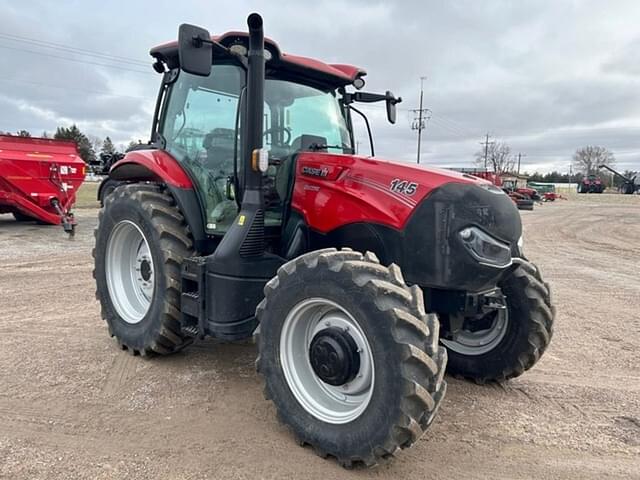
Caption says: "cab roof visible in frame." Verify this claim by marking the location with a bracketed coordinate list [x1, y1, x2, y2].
[150, 31, 366, 89]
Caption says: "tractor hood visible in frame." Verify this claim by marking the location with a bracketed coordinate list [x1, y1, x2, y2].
[291, 152, 522, 291]
[291, 152, 505, 232]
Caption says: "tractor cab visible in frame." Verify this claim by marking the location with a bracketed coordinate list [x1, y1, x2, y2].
[158, 63, 353, 235]
[148, 30, 398, 248]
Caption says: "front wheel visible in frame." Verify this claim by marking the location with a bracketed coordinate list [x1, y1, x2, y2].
[256, 249, 447, 467]
[441, 259, 554, 383]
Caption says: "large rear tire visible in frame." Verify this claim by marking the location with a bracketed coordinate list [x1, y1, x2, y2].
[13, 212, 35, 222]
[93, 183, 193, 355]
[441, 259, 554, 383]
[256, 249, 447, 467]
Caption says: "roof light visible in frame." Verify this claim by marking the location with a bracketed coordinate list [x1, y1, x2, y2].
[229, 44, 248, 56]
[353, 77, 365, 90]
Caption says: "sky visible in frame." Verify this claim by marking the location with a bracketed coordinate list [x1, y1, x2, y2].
[1, 0, 639, 174]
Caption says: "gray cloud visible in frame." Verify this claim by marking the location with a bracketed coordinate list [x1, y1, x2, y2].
[0, 0, 638, 172]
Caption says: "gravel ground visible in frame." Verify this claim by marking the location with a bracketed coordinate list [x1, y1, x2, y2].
[0, 194, 638, 479]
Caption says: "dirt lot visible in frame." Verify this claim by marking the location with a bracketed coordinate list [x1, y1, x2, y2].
[0, 192, 638, 479]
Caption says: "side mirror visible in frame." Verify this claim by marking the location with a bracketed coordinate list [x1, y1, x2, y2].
[178, 24, 213, 76]
[385, 91, 401, 124]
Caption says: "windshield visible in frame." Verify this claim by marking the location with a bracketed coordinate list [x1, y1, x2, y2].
[161, 65, 352, 234]
[264, 80, 352, 157]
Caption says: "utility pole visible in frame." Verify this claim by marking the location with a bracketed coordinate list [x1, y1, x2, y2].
[517, 152, 526, 175]
[411, 76, 431, 164]
[480, 133, 494, 170]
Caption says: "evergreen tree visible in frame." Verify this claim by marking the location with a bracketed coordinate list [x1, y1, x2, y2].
[54, 125, 96, 164]
[100, 136, 116, 155]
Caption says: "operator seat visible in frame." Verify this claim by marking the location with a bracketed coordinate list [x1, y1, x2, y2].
[202, 129, 235, 173]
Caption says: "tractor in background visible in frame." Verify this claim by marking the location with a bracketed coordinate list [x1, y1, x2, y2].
[577, 174, 605, 193]
[93, 14, 554, 467]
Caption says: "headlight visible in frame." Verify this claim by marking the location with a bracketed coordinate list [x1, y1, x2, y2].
[459, 227, 512, 268]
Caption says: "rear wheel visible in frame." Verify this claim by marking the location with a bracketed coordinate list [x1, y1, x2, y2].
[13, 212, 35, 222]
[441, 259, 554, 382]
[256, 249, 447, 467]
[93, 183, 193, 355]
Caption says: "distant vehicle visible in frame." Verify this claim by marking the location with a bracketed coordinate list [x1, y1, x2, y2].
[90, 151, 125, 205]
[577, 174, 604, 193]
[598, 164, 639, 194]
[456, 170, 535, 210]
[502, 179, 540, 201]
[527, 182, 564, 201]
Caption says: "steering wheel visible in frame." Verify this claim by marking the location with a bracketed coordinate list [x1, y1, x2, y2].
[263, 126, 292, 145]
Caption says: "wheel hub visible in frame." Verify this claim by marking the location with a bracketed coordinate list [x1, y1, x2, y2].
[105, 220, 155, 325]
[309, 327, 360, 386]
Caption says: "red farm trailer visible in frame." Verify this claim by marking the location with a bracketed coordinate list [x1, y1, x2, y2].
[0, 135, 85, 232]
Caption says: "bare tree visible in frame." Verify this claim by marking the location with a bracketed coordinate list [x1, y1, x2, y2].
[475, 141, 515, 174]
[572, 145, 615, 175]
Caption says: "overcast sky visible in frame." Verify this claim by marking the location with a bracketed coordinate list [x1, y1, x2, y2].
[1, 0, 639, 173]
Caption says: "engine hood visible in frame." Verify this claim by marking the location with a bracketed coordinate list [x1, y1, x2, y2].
[292, 152, 501, 233]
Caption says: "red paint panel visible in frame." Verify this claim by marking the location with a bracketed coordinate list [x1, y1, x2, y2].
[151, 33, 365, 86]
[111, 150, 193, 188]
[291, 152, 485, 233]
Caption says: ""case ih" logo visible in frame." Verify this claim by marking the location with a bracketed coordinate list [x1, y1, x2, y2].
[302, 166, 330, 178]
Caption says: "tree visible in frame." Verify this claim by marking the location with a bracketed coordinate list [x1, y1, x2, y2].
[126, 140, 142, 151]
[16, 130, 31, 137]
[54, 125, 96, 164]
[475, 141, 515, 174]
[100, 136, 116, 156]
[572, 145, 615, 176]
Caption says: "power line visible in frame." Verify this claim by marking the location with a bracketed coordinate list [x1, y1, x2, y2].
[431, 113, 479, 138]
[0, 76, 154, 101]
[0, 31, 148, 66]
[0, 43, 152, 75]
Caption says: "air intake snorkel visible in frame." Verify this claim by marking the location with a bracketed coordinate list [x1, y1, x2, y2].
[204, 13, 283, 341]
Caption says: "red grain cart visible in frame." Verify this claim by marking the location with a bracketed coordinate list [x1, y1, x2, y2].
[0, 135, 85, 232]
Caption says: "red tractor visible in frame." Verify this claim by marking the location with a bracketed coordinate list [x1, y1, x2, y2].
[577, 174, 605, 193]
[94, 14, 554, 467]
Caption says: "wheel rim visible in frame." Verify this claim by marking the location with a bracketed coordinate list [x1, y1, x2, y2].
[105, 220, 154, 325]
[441, 303, 509, 356]
[280, 298, 374, 424]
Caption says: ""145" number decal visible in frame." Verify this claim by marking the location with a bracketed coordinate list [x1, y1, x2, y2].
[390, 178, 418, 196]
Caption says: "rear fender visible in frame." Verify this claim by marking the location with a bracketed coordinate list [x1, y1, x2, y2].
[109, 149, 208, 251]
[109, 149, 193, 188]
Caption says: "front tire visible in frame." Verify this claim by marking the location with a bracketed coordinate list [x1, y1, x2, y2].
[256, 249, 447, 467]
[441, 259, 554, 382]
[93, 183, 193, 355]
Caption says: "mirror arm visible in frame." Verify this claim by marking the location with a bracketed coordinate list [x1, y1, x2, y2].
[349, 105, 375, 157]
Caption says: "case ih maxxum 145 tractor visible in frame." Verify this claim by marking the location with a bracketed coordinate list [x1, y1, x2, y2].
[94, 14, 555, 467]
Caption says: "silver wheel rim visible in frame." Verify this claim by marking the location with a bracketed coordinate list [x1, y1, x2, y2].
[280, 298, 374, 424]
[105, 220, 154, 325]
[441, 307, 509, 356]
